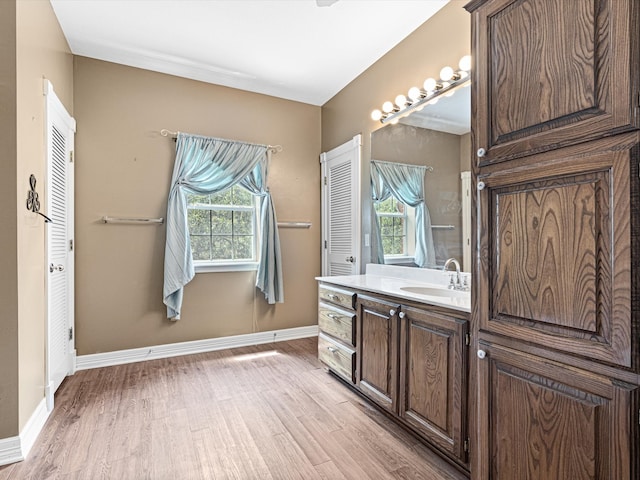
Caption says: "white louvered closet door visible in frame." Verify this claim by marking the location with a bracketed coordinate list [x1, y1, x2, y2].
[45, 80, 76, 409]
[320, 135, 361, 276]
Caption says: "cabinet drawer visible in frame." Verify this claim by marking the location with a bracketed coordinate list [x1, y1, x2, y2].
[318, 285, 355, 311]
[318, 303, 355, 346]
[318, 333, 355, 383]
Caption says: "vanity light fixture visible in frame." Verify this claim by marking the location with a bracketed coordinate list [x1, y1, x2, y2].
[371, 55, 472, 124]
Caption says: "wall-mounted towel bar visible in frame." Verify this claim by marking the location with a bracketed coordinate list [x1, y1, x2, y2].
[102, 216, 164, 225]
[431, 225, 456, 230]
[277, 221, 312, 229]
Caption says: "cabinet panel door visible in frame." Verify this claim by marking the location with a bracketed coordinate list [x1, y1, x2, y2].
[477, 143, 634, 367]
[476, 341, 638, 480]
[399, 306, 468, 462]
[357, 295, 400, 413]
[471, 0, 639, 164]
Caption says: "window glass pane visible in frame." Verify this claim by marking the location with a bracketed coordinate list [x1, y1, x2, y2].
[382, 237, 393, 254]
[210, 188, 232, 205]
[380, 216, 393, 236]
[233, 187, 253, 206]
[188, 209, 210, 235]
[191, 235, 211, 261]
[393, 217, 405, 236]
[188, 194, 210, 205]
[211, 210, 232, 234]
[392, 237, 404, 255]
[233, 211, 253, 235]
[212, 236, 233, 259]
[234, 236, 253, 260]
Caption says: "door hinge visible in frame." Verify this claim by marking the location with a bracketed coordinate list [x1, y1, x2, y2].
[464, 437, 470, 453]
[324, 240, 327, 249]
[69, 239, 74, 251]
[323, 176, 327, 185]
[68, 327, 73, 341]
[69, 151, 74, 163]
[465, 332, 471, 346]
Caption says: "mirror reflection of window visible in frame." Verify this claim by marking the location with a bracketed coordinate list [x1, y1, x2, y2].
[374, 197, 416, 264]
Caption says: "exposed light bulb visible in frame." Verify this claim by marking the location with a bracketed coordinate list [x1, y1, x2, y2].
[423, 77, 438, 92]
[408, 86, 422, 101]
[395, 94, 407, 108]
[440, 66, 455, 82]
[390, 118, 399, 125]
[459, 55, 472, 71]
[382, 101, 394, 113]
[371, 109, 382, 121]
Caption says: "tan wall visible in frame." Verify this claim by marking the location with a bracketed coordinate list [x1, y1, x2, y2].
[0, 0, 19, 439]
[73, 57, 321, 354]
[15, 0, 74, 430]
[321, 1, 470, 267]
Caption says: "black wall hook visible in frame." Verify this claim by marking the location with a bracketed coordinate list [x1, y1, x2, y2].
[26, 174, 53, 223]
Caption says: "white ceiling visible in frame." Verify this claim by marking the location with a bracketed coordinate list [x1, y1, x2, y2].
[50, 0, 450, 106]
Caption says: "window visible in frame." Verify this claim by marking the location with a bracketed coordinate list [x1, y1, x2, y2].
[375, 196, 416, 261]
[187, 185, 259, 271]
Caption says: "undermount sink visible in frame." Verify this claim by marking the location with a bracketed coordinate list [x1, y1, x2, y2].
[400, 286, 469, 298]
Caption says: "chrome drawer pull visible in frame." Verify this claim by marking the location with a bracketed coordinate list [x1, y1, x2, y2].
[327, 346, 338, 354]
[327, 313, 341, 320]
[327, 293, 341, 301]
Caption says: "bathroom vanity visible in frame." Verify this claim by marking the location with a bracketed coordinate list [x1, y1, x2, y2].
[317, 265, 471, 470]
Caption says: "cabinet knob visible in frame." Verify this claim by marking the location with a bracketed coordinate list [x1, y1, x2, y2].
[398, 312, 405, 319]
[477, 148, 486, 158]
[477, 349, 487, 359]
[389, 309, 396, 316]
[477, 181, 486, 191]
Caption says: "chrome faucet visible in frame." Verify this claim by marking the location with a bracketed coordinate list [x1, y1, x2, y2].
[443, 258, 463, 290]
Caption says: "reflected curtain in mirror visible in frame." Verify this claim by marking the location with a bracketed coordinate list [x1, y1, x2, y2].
[370, 160, 435, 267]
[163, 133, 283, 320]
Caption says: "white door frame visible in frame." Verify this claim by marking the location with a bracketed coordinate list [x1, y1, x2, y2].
[44, 79, 76, 411]
[320, 134, 362, 276]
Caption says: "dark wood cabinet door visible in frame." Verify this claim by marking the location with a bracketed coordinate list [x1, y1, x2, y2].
[476, 341, 638, 480]
[356, 295, 400, 413]
[398, 306, 468, 462]
[469, 0, 640, 165]
[476, 139, 637, 367]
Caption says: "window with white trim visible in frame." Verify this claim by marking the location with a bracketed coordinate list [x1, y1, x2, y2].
[375, 197, 416, 262]
[187, 185, 259, 270]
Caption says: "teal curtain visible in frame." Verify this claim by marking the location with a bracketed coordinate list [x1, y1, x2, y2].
[163, 133, 284, 320]
[370, 160, 436, 267]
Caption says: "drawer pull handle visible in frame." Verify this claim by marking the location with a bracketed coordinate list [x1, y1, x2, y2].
[389, 309, 396, 316]
[327, 346, 338, 354]
[327, 293, 340, 301]
[398, 312, 405, 319]
[327, 313, 341, 320]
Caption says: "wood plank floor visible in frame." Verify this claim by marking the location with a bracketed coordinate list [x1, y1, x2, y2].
[0, 337, 467, 480]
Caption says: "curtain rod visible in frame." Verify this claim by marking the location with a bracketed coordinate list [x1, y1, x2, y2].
[160, 129, 282, 154]
[371, 158, 434, 172]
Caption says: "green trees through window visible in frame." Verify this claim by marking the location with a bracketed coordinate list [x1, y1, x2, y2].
[375, 197, 407, 256]
[187, 185, 257, 263]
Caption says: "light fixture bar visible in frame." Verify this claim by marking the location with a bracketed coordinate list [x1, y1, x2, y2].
[380, 75, 469, 125]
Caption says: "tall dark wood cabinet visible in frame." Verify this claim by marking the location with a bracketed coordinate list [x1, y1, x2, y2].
[465, 0, 640, 478]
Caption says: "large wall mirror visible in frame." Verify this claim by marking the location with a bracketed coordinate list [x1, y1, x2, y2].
[370, 82, 471, 272]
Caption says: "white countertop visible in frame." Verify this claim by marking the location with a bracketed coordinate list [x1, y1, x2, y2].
[316, 264, 471, 313]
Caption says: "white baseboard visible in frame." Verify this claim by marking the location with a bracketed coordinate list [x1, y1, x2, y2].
[76, 325, 319, 370]
[0, 398, 50, 467]
[0, 436, 22, 467]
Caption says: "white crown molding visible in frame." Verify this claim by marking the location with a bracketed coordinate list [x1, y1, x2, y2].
[76, 325, 319, 371]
